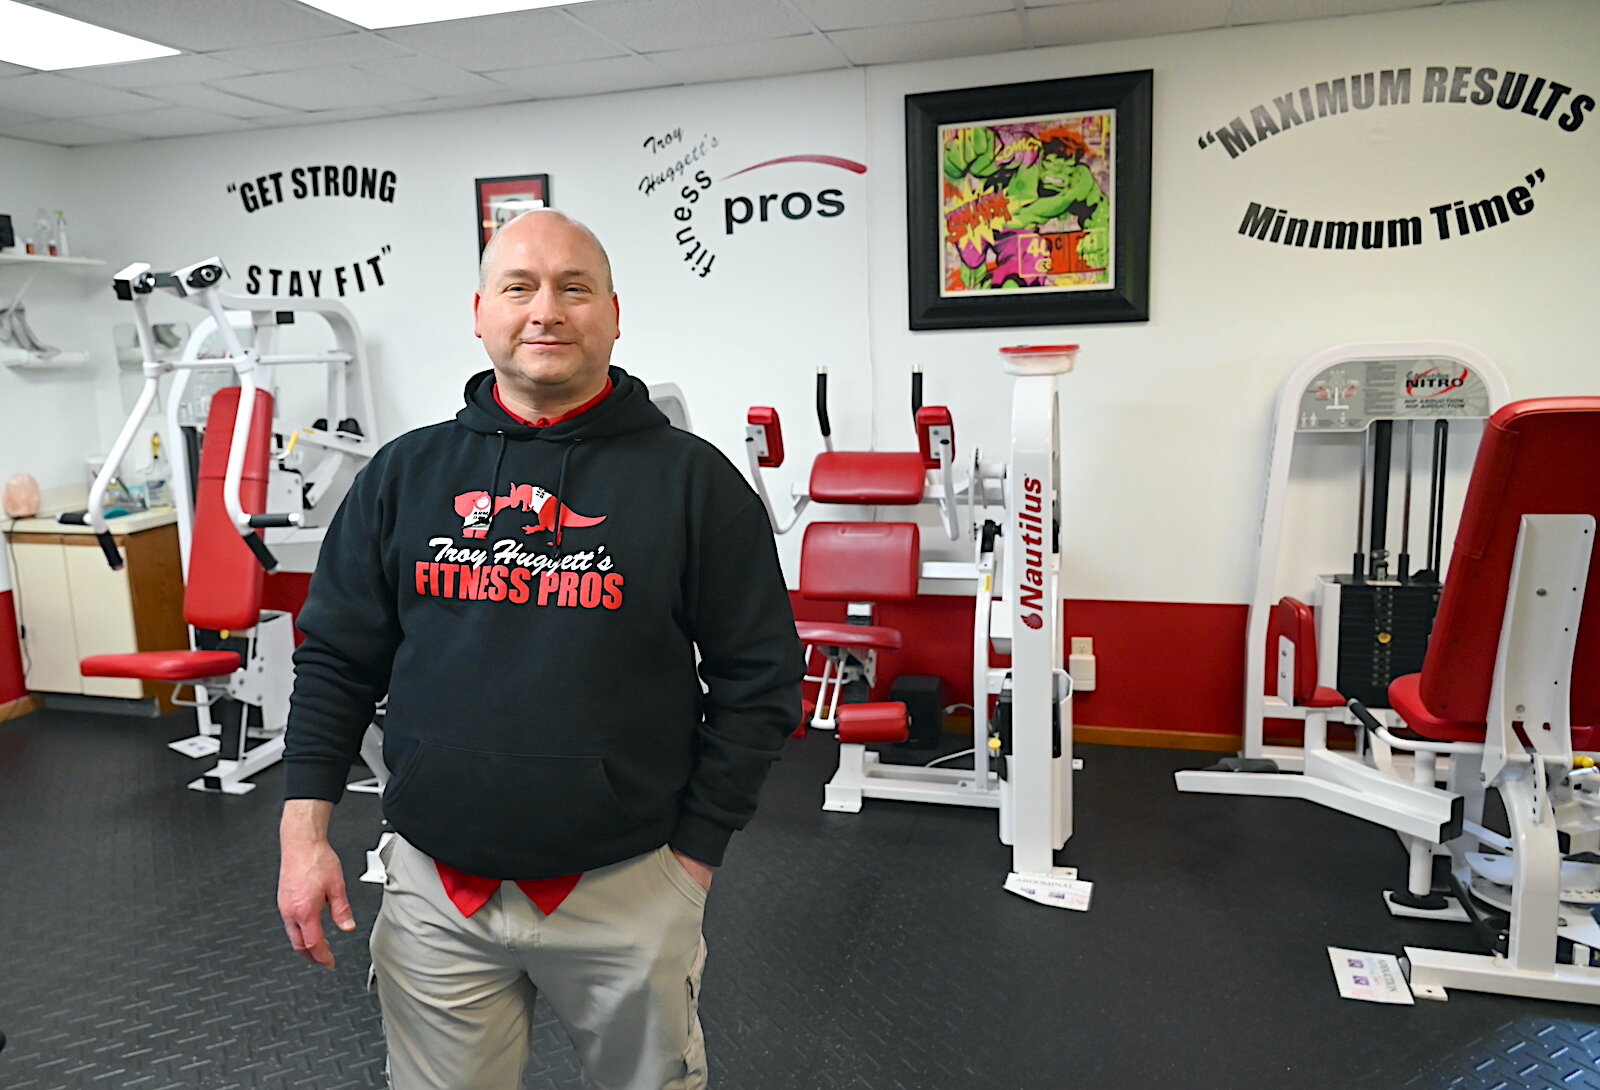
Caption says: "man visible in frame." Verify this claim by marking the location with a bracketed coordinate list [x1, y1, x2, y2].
[277, 209, 803, 1090]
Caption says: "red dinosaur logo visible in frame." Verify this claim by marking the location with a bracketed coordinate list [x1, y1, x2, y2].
[452, 483, 606, 540]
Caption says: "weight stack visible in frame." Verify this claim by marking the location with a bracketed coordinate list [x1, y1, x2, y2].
[889, 675, 946, 750]
[1333, 577, 1442, 707]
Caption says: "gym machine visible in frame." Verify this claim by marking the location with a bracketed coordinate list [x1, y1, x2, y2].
[746, 346, 1084, 901]
[76, 258, 377, 794]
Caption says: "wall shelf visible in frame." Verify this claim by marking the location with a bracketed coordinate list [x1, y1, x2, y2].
[0, 253, 105, 267]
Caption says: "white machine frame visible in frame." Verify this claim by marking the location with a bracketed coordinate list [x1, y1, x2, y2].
[751, 352, 1079, 889]
[1199, 342, 1509, 775]
[90, 258, 377, 793]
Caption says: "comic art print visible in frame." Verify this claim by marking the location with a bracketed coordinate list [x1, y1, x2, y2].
[905, 70, 1151, 330]
[939, 110, 1115, 297]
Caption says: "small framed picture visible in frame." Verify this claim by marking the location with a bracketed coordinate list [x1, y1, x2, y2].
[475, 174, 551, 253]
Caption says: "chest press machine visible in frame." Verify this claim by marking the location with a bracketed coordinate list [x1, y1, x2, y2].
[73, 258, 377, 794]
[746, 346, 1083, 894]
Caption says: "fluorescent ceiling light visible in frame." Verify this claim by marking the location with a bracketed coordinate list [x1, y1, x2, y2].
[0, 1, 178, 71]
[298, 0, 595, 31]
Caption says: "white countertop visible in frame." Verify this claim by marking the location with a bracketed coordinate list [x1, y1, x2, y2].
[6, 507, 177, 536]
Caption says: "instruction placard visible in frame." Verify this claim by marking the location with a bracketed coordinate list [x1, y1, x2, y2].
[1327, 947, 1414, 1004]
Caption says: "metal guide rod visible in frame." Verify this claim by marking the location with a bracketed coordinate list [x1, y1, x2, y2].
[1354, 425, 1369, 582]
[1369, 420, 1392, 580]
[1399, 421, 1414, 582]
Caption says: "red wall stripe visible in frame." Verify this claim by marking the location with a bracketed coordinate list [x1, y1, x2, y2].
[261, 574, 1248, 738]
[793, 592, 1247, 736]
[0, 591, 27, 705]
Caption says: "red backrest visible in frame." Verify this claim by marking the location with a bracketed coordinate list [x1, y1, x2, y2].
[186, 387, 273, 632]
[747, 407, 784, 468]
[809, 452, 927, 505]
[1267, 596, 1318, 705]
[799, 522, 920, 602]
[1417, 398, 1600, 727]
[915, 405, 954, 469]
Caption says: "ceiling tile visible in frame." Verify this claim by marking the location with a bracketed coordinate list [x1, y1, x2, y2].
[29, 0, 353, 52]
[389, 88, 533, 114]
[0, 106, 45, 126]
[0, 74, 164, 119]
[1228, 0, 1437, 23]
[572, 0, 811, 51]
[355, 54, 503, 97]
[646, 34, 847, 84]
[66, 53, 253, 88]
[1025, 0, 1230, 46]
[828, 12, 1024, 65]
[251, 105, 394, 128]
[210, 33, 410, 73]
[0, 118, 132, 146]
[91, 106, 257, 137]
[789, 0, 1014, 32]
[209, 68, 435, 111]
[378, 9, 626, 72]
[141, 83, 292, 119]
[486, 54, 678, 98]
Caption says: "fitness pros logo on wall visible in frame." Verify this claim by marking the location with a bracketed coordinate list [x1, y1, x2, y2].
[637, 124, 865, 279]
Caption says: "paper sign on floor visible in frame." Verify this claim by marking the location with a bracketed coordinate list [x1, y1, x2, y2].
[1327, 947, 1414, 1004]
[1005, 872, 1092, 911]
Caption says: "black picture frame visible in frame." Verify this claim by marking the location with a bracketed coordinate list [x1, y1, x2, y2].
[475, 173, 551, 254]
[905, 69, 1152, 331]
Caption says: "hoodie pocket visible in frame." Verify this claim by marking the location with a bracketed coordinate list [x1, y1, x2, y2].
[384, 741, 644, 860]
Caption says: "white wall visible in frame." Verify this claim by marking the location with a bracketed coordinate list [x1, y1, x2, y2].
[0, 134, 122, 499]
[864, 0, 1600, 604]
[6, 0, 1597, 606]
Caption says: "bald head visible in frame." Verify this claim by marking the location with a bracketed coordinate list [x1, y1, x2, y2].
[479, 209, 614, 292]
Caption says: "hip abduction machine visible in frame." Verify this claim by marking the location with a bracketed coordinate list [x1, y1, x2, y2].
[74, 258, 376, 794]
[746, 347, 1082, 893]
[1177, 343, 1600, 1003]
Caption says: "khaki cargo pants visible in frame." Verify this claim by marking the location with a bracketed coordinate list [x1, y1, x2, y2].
[370, 834, 710, 1090]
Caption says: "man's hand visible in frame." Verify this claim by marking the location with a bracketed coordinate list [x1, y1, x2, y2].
[278, 800, 356, 969]
[672, 849, 716, 893]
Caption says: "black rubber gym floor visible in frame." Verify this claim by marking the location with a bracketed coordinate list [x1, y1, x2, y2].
[3, 707, 1600, 1090]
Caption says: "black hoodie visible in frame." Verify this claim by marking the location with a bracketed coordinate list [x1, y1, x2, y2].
[283, 366, 803, 879]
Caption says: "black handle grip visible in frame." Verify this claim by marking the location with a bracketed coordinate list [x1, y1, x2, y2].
[1347, 699, 1383, 735]
[815, 369, 831, 439]
[97, 531, 124, 571]
[56, 511, 88, 525]
[242, 532, 279, 572]
[247, 514, 296, 528]
[911, 370, 924, 416]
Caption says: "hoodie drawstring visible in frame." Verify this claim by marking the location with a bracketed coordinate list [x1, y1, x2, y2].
[489, 433, 509, 512]
[553, 439, 578, 553]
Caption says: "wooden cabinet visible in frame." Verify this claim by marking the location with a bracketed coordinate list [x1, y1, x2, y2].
[7, 521, 186, 712]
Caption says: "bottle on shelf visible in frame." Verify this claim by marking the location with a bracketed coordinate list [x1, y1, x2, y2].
[53, 211, 69, 258]
[35, 208, 54, 257]
[145, 433, 171, 509]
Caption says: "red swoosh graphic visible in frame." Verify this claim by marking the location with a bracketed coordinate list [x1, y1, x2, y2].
[721, 155, 868, 181]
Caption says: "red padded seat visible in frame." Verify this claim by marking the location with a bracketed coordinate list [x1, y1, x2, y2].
[837, 702, 909, 744]
[1386, 673, 1485, 743]
[809, 452, 927, 505]
[795, 621, 902, 651]
[80, 650, 243, 681]
[799, 522, 920, 603]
